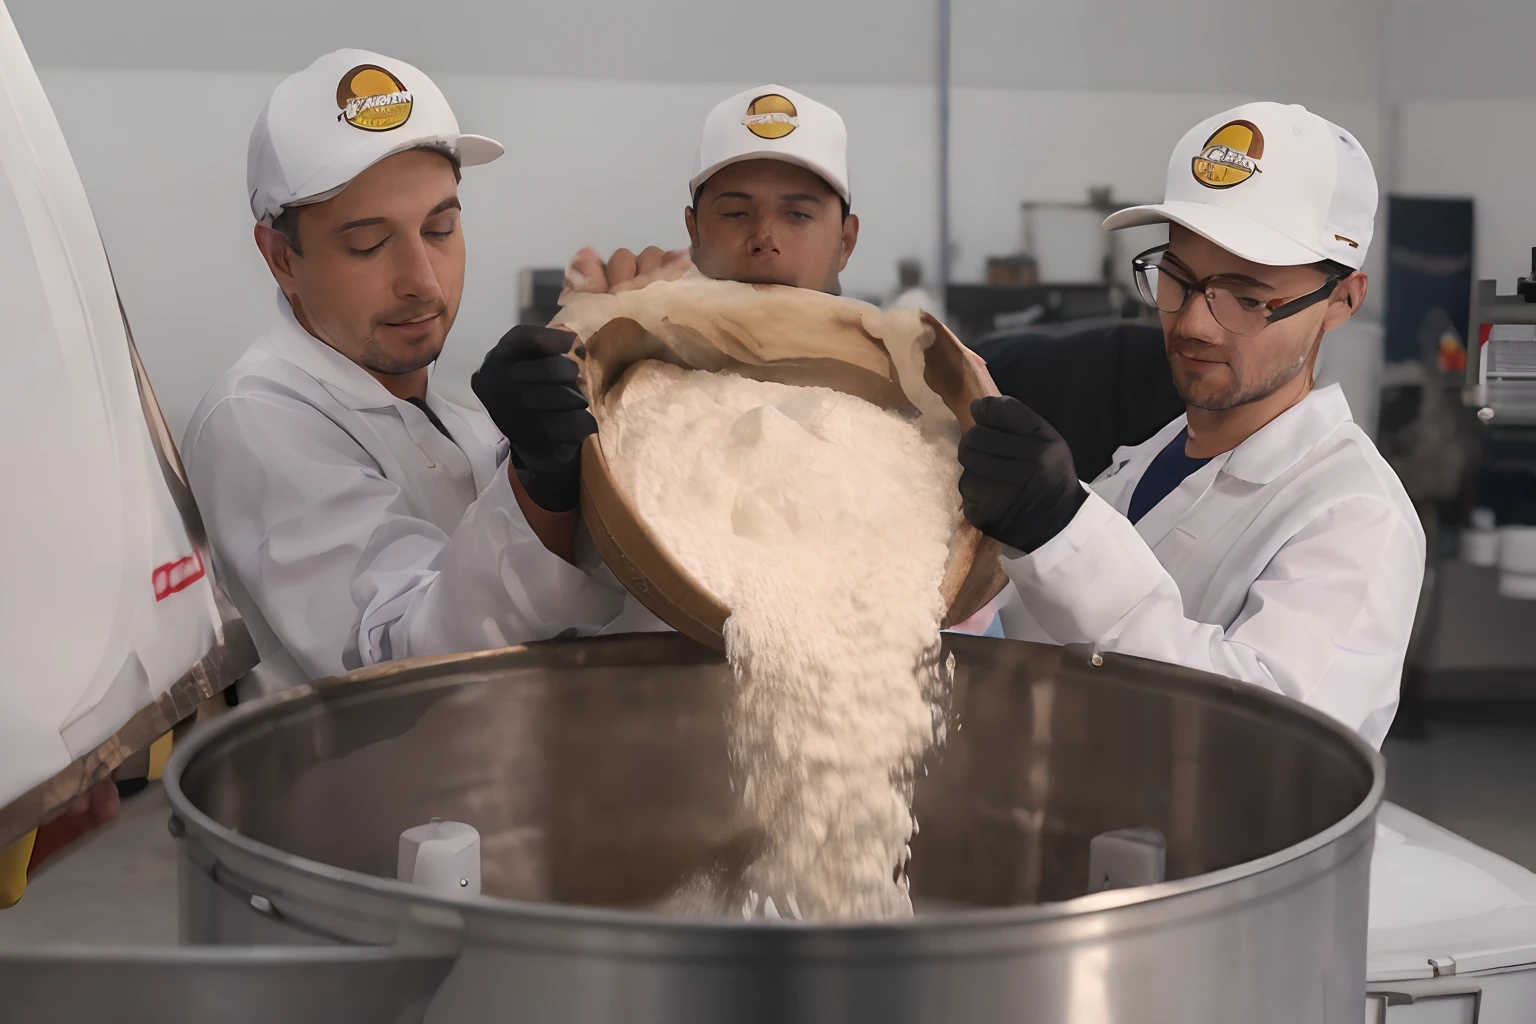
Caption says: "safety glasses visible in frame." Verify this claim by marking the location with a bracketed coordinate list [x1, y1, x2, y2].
[1131, 245, 1345, 338]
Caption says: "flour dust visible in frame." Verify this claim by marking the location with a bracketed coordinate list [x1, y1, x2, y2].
[602, 362, 962, 920]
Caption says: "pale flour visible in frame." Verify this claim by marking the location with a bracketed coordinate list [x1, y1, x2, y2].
[602, 362, 962, 920]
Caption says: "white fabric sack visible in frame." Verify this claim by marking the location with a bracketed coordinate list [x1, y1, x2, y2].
[0, 3, 252, 841]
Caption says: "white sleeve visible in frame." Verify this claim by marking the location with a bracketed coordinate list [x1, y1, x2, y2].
[186, 393, 625, 681]
[1000, 489, 1424, 748]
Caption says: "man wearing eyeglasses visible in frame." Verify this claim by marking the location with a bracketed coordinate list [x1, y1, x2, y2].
[961, 102, 1425, 748]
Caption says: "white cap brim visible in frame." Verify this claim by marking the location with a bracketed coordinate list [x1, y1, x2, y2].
[455, 133, 504, 167]
[1103, 201, 1324, 267]
[689, 151, 850, 204]
[286, 132, 505, 213]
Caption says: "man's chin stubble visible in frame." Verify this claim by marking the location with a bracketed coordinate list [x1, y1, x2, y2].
[362, 340, 443, 377]
[1178, 369, 1300, 412]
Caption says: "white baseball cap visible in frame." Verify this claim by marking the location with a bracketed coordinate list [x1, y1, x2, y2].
[1104, 101, 1377, 270]
[689, 84, 850, 205]
[248, 48, 504, 223]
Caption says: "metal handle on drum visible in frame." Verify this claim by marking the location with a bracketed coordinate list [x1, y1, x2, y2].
[195, 836, 469, 953]
[1367, 977, 1484, 1023]
[205, 858, 368, 946]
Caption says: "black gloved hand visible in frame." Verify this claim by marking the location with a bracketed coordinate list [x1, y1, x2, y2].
[958, 396, 1087, 554]
[471, 325, 596, 513]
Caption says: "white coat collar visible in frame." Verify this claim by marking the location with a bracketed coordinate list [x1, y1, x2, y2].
[1221, 383, 1353, 485]
[1108, 383, 1354, 484]
[257, 289, 425, 412]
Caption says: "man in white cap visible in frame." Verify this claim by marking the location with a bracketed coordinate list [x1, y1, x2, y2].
[561, 84, 858, 297]
[472, 85, 862, 547]
[184, 50, 630, 698]
[958, 103, 1425, 747]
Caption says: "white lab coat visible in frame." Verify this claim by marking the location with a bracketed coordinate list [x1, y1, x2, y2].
[183, 293, 648, 698]
[998, 384, 1425, 749]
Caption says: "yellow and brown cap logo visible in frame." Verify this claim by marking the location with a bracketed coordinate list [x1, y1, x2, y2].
[336, 65, 413, 132]
[742, 93, 799, 140]
[1191, 120, 1265, 189]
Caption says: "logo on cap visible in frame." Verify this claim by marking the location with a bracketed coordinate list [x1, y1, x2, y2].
[742, 94, 799, 140]
[336, 65, 413, 132]
[1191, 120, 1265, 189]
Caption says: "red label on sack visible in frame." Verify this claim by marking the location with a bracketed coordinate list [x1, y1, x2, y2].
[152, 550, 205, 601]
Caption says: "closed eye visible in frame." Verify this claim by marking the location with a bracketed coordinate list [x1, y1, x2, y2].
[349, 238, 387, 257]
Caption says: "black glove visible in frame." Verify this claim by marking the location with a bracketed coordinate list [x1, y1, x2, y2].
[471, 325, 596, 513]
[958, 396, 1087, 554]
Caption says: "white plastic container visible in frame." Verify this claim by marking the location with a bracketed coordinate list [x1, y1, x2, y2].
[1497, 526, 1536, 599]
[1498, 526, 1536, 574]
[1367, 803, 1536, 1022]
[1463, 508, 1500, 568]
[398, 820, 482, 896]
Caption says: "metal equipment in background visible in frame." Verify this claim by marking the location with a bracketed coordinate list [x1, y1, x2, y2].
[1462, 248, 1536, 603]
[1466, 248, 1536, 426]
[96, 632, 1381, 1024]
[1021, 187, 1125, 289]
[944, 187, 1157, 344]
[942, 281, 1118, 343]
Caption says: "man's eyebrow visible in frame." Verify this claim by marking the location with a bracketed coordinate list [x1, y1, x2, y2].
[1165, 252, 1273, 291]
[710, 191, 754, 202]
[332, 216, 386, 235]
[427, 197, 461, 218]
[780, 192, 824, 203]
[1211, 273, 1275, 290]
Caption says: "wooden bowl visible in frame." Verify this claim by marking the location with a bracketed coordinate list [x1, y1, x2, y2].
[563, 279, 1007, 650]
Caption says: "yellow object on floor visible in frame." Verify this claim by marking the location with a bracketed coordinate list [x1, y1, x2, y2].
[0, 831, 36, 909]
[147, 731, 174, 781]
[0, 727, 176, 910]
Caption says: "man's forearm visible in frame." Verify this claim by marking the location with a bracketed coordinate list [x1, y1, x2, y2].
[510, 464, 579, 565]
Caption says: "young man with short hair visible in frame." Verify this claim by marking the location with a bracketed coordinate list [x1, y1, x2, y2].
[961, 103, 1425, 747]
[561, 84, 859, 298]
[186, 50, 632, 697]
[474, 85, 862, 520]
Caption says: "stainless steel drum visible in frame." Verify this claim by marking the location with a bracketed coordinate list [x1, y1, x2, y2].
[163, 634, 1384, 1024]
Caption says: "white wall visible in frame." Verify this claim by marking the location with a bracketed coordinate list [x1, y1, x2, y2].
[6, 0, 941, 84]
[951, 0, 1384, 97]
[16, 0, 1536, 437]
[946, 0, 1388, 287]
[12, 0, 946, 433]
[947, 88, 1383, 286]
[1397, 100, 1535, 293]
[1383, 0, 1536, 289]
[35, 68, 940, 434]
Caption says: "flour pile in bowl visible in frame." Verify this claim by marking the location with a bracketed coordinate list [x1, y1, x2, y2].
[601, 361, 964, 920]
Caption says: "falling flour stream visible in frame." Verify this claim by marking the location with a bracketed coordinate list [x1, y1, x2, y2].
[601, 362, 964, 920]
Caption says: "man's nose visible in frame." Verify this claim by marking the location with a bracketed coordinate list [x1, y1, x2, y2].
[748, 220, 778, 256]
[394, 235, 443, 302]
[1174, 287, 1226, 344]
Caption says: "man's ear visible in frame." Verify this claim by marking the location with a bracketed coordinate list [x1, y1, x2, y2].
[1322, 272, 1368, 331]
[683, 205, 700, 251]
[254, 223, 299, 289]
[838, 212, 860, 272]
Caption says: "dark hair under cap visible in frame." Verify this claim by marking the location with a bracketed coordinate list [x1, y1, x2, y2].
[270, 145, 462, 255]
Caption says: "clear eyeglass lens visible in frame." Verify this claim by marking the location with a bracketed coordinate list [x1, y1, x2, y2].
[1205, 288, 1272, 336]
[1141, 260, 1272, 336]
